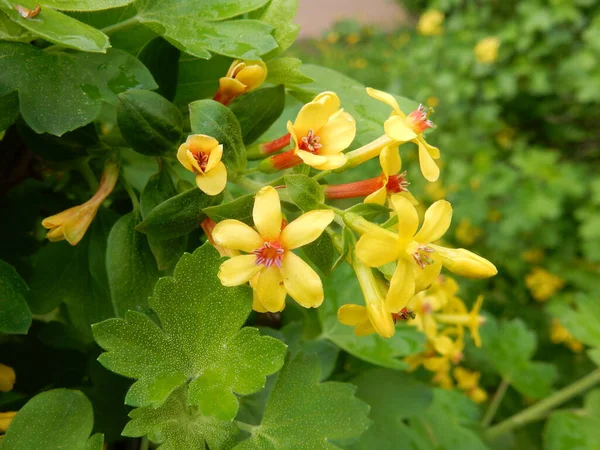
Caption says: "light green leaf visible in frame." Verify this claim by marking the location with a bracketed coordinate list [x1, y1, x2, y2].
[235, 353, 371, 449]
[37, 0, 134, 11]
[284, 174, 324, 211]
[0, 43, 156, 136]
[250, 0, 299, 58]
[0, 0, 109, 52]
[137, 0, 270, 21]
[548, 293, 600, 349]
[0, 389, 103, 450]
[204, 193, 255, 226]
[0, 259, 31, 334]
[0, 10, 34, 42]
[93, 244, 287, 420]
[266, 57, 313, 85]
[106, 212, 160, 318]
[123, 385, 238, 450]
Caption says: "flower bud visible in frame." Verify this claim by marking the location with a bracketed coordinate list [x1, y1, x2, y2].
[0, 364, 15, 392]
[214, 60, 267, 105]
[474, 37, 500, 64]
[432, 246, 497, 279]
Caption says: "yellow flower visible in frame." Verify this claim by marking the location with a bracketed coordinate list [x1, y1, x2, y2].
[426, 96, 439, 108]
[525, 267, 565, 302]
[346, 32, 361, 45]
[177, 134, 227, 196]
[550, 319, 583, 353]
[0, 364, 15, 393]
[474, 37, 500, 64]
[42, 160, 119, 246]
[425, 181, 447, 200]
[417, 10, 444, 36]
[212, 186, 334, 312]
[366, 88, 441, 181]
[521, 248, 544, 264]
[363, 145, 417, 206]
[455, 218, 482, 246]
[435, 296, 485, 347]
[0, 411, 17, 432]
[454, 367, 487, 403]
[286, 92, 356, 170]
[215, 60, 267, 105]
[326, 31, 339, 44]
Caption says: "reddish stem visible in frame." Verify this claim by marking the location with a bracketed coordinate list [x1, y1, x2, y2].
[213, 90, 232, 106]
[325, 176, 385, 199]
[269, 149, 303, 170]
[261, 133, 291, 155]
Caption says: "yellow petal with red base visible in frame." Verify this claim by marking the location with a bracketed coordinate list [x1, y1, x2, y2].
[384, 115, 418, 142]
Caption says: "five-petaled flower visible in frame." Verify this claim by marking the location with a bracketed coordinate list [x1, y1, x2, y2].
[214, 59, 267, 105]
[367, 87, 441, 182]
[212, 186, 334, 312]
[177, 134, 227, 196]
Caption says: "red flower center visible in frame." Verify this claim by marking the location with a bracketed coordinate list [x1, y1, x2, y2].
[299, 129, 322, 154]
[392, 307, 416, 324]
[193, 151, 210, 172]
[412, 245, 435, 269]
[253, 241, 285, 268]
[386, 171, 410, 193]
[406, 104, 435, 134]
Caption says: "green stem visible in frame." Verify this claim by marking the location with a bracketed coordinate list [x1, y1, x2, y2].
[77, 160, 98, 191]
[482, 377, 510, 427]
[140, 436, 150, 450]
[242, 167, 259, 176]
[312, 170, 332, 181]
[122, 179, 140, 213]
[485, 369, 600, 441]
[45, 17, 139, 52]
[234, 175, 264, 193]
[234, 420, 255, 433]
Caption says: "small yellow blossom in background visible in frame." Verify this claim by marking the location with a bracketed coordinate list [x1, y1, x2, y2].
[487, 209, 502, 222]
[426, 96, 439, 108]
[496, 127, 516, 149]
[474, 37, 500, 64]
[0, 364, 15, 393]
[42, 160, 119, 246]
[326, 31, 339, 44]
[393, 32, 411, 49]
[425, 180, 447, 201]
[521, 248, 545, 264]
[550, 319, 583, 353]
[346, 32, 361, 45]
[417, 10, 444, 36]
[455, 218, 483, 246]
[454, 367, 488, 403]
[215, 59, 267, 105]
[212, 186, 334, 312]
[525, 267, 565, 302]
[0, 411, 17, 433]
[469, 177, 481, 191]
[177, 134, 227, 196]
[349, 58, 368, 69]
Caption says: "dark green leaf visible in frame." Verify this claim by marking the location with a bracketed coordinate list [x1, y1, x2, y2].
[93, 244, 287, 420]
[284, 174, 324, 211]
[266, 57, 313, 85]
[117, 90, 183, 156]
[0, 389, 103, 450]
[106, 212, 159, 317]
[138, 37, 180, 101]
[140, 166, 187, 270]
[0, 259, 31, 334]
[302, 233, 334, 275]
[189, 100, 246, 174]
[235, 353, 371, 449]
[229, 85, 285, 146]
[0, 90, 19, 132]
[174, 55, 231, 107]
[203, 193, 255, 226]
[331, 226, 355, 272]
[136, 187, 220, 240]
[0, 43, 156, 136]
[0, 10, 35, 42]
[250, 0, 299, 59]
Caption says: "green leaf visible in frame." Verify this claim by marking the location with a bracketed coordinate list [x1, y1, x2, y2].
[140, 166, 187, 270]
[174, 55, 231, 107]
[302, 233, 334, 275]
[136, 187, 219, 240]
[331, 226, 355, 272]
[345, 203, 391, 222]
[291, 65, 419, 147]
[203, 193, 255, 225]
[548, 293, 600, 349]
[189, 100, 246, 174]
[266, 57, 314, 86]
[136, 0, 276, 59]
[117, 90, 183, 157]
[229, 85, 285, 146]
[0, 389, 103, 450]
[319, 264, 425, 370]
[106, 212, 160, 318]
[17, 122, 99, 162]
[123, 385, 238, 450]
[0, 10, 34, 42]
[0, 43, 156, 136]
[0, 0, 109, 52]
[36, 0, 134, 11]
[138, 37, 181, 101]
[0, 90, 19, 131]
[349, 369, 433, 450]
[250, 0, 299, 58]
[235, 353, 371, 449]
[284, 174, 324, 211]
[0, 259, 31, 334]
[93, 244, 287, 420]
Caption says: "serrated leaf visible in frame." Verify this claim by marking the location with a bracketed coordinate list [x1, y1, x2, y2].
[0, 259, 31, 334]
[302, 233, 334, 275]
[266, 57, 314, 85]
[235, 353, 371, 449]
[140, 166, 187, 270]
[123, 385, 238, 450]
[117, 90, 183, 156]
[0, 0, 109, 52]
[229, 85, 285, 146]
[0, 43, 156, 136]
[189, 100, 246, 175]
[284, 174, 324, 211]
[138, 37, 181, 101]
[0, 389, 103, 450]
[136, 187, 219, 240]
[93, 244, 287, 420]
[250, 0, 299, 59]
[203, 193, 255, 225]
[106, 212, 160, 317]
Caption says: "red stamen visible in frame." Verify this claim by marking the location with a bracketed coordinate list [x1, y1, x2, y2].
[325, 176, 385, 199]
[193, 152, 209, 172]
[407, 104, 435, 134]
[298, 129, 322, 154]
[386, 171, 410, 193]
[253, 241, 285, 268]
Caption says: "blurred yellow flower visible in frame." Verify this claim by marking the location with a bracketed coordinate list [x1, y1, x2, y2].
[326, 31, 339, 44]
[474, 37, 500, 64]
[455, 218, 482, 246]
[177, 134, 227, 196]
[426, 96, 439, 108]
[521, 248, 545, 264]
[213, 186, 334, 312]
[425, 181, 447, 200]
[454, 367, 488, 403]
[417, 10, 444, 36]
[435, 296, 486, 347]
[525, 267, 565, 302]
[0, 411, 17, 432]
[215, 60, 267, 105]
[0, 364, 15, 393]
[496, 127, 516, 149]
[550, 319, 583, 353]
[346, 32, 361, 45]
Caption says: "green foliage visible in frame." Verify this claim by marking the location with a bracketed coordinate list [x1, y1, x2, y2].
[0, 259, 31, 334]
[284, 174, 324, 211]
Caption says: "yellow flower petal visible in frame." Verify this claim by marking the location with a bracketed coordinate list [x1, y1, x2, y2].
[313, 153, 347, 170]
[296, 149, 329, 167]
[177, 143, 194, 172]
[364, 186, 388, 205]
[389, 195, 419, 241]
[432, 247, 498, 279]
[414, 200, 452, 244]
[366, 87, 402, 114]
[205, 144, 223, 172]
[235, 61, 267, 91]
[385, 259, 416, 312]
[280, 210, 334, 250]
[355, 230, 399, 267]
[418, 141, 440, 182]
[0, 411, 17, 432]
[218, 255, 261, 286]
[293, 93, 340, 139]
[252, 294, 268, 313]
[187, 134, 219, 152]
[420, 138, 440, 159]
[312, 91, 341, 111]
[187, 149, 203, 173]
[414, 259, 442, 293]
[62, 202, 100, 246]
[253, 186, 282, 241]
[212, 219, 263, 253]
[380, 144, 401, 176]
[338, 304, 368, 326]
[254, 266, 287, 312]
[384, 116, 418, 142]
[280, 252, 323, 308]
[195, 161, 227, 196]
[317, 110, 356, 154]
[0, 364, 15, 392]
[432, 335, 455, 356]
[218, 77, 246, 97]
[355, 321, 377, 336]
